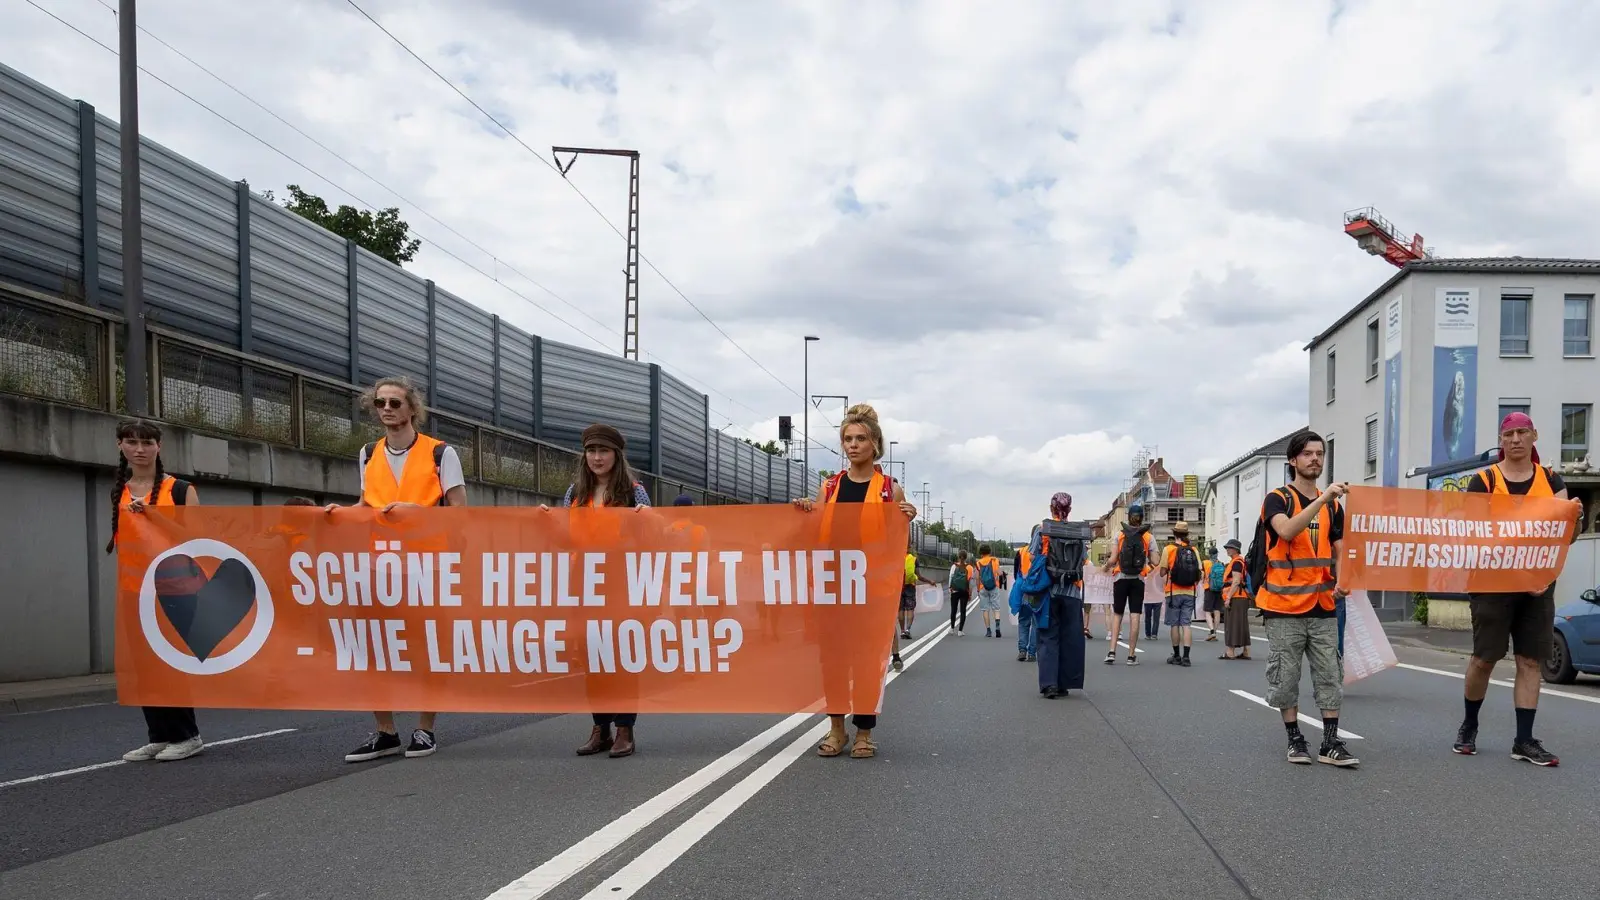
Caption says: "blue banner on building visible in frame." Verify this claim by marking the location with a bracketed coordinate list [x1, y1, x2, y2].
[1430, 288, 1478, 466]
[1382, 297, 1403, 485]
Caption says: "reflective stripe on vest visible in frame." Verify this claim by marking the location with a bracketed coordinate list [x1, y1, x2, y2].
[1256, 488, 1338, 614]
[1485, 464, 1554, 497]
[361, 434, 446, 508]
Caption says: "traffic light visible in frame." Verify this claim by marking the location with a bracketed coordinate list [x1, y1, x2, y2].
[778, 416, 793, 441]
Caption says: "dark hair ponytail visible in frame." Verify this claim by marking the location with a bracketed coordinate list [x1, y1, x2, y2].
[106, 454, 131, 554]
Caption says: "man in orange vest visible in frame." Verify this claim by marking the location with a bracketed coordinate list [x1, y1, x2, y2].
[1257, 431, 1356, 767]
[330, 376, 469, 764]
[1452, 412, 1582, 766]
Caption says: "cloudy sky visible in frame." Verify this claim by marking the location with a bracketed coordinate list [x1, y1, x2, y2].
[8, 0, 1600, 540]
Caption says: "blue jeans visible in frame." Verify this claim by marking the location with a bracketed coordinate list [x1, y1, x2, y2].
[1142, 602, 1162, 638]
[1017, 605, 1038, 655]
[1336, 595, 1347, 657]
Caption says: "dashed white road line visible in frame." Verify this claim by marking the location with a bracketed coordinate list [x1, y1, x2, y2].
[1228, 690, 1366, 739]
[0, 728, 298, 790]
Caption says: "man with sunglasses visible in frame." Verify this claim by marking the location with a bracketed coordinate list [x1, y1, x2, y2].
[329, 376, 468, 763]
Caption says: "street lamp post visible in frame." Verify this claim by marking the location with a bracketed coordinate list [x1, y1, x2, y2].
[802, 336, 819, 489]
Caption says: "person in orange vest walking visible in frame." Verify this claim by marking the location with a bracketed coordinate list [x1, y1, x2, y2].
[1452, 412, 1582, 766]
[329, 376, 468, 763]
[974, 545, 1006, 638]
[1159, 521, 1203, 666]
[107, 419, 206, 763]
[1219, 539, 1252, 660]
[1014, 542, 1037, 661]
[1101, 504, 1155, 666]
[1256, 431, 1356, 767]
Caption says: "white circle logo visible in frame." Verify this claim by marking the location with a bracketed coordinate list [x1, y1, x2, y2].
[137, 538, 275, 675]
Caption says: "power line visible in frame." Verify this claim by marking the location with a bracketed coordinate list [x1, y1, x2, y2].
[340, 0, 809, 402]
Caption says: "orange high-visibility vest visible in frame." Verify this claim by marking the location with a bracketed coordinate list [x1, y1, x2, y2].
[1255, 488, 1338, 615]
[362, 434, 447, 508]
[1482, 464, 1555, 497]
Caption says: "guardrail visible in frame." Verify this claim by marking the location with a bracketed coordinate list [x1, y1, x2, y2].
[0, 284, 735, 506]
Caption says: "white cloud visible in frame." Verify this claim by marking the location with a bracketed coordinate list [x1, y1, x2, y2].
[5, 0, 1598, 539]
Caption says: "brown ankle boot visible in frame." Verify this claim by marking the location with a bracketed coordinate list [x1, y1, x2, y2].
[576, 726, 612, 756]
[609, 726, 635, 758]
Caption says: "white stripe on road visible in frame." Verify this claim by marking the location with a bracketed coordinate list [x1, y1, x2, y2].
[1228, 690, 1365, 739]
[0, 728, 298, 790]
[484, 603, 976, 900]
[574, 606, 962, 900]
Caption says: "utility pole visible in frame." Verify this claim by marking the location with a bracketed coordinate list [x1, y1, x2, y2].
[119, 0, 148, 415]
[552, 146, 641, 359]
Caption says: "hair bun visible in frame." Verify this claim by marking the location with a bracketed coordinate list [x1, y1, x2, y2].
[845, 403, 878, 423]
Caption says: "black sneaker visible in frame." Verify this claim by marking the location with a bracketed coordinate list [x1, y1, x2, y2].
[405, 728, 438, 759]
[1318, 739, 1360, 767]
[1511, 739, 1559, 767]
[1105, 652, 1116, 665]
[1166, 654, 1180, 665]
[985, 628, 992, 637]
[344, 730, 403, 763]
[994, 628, 1002, 638]
[1452, 722, 1478, 755]
[1287, 733, 1312, 764]
[1180, 657, 1192, 667]
[891, 654, 904, 673]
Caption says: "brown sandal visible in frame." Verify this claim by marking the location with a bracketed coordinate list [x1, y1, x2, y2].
[849, 730, 877, 759]
[817, 728, 848, 758]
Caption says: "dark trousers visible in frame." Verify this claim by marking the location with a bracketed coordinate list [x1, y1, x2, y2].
[1143, 602, 1162, 638]
[143, 706, 198, 743]
[949, 590, 968, 630]
[833, 713, 877, 729]
[593, 713, 637, 728]
[1037, 592, 1086, 692]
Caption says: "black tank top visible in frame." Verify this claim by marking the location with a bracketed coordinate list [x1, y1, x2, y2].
[834, 476, 871, 503]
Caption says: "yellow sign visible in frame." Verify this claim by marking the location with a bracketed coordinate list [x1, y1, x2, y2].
[1183, 475, 1199, 499]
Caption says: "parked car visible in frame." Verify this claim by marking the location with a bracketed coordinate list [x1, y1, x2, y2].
[1545, 587, 1600, 684]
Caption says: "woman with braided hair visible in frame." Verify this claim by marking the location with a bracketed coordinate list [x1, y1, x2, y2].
[105, 419, 206, 762]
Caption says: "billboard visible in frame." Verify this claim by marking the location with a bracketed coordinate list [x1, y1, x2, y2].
[1381, 296, 1403, 486]
[1431, 288, 1479, 465]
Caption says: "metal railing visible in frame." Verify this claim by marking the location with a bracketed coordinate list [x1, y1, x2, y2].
[0, 283, 746, 505]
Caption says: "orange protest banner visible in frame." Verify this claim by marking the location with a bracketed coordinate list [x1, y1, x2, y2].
[114, 503, 908, 714]
[1340, 486, 1580, 594]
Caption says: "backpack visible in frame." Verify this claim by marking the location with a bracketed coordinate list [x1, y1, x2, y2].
[1041, 519, 1091, 598]
[1117, 525, 1150, 575]
[1245, 487, 1340, 599]
[1170, 543, 1201, 588]
[978, 559, 998, 591]
[363, 440, 451, 506]
[1208, 557, 1226, 592]
[950, 563, 970, 592]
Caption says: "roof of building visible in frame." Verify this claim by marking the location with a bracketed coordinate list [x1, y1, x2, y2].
[1306, 257, 1600, 351]
[1205, 426, 1311, 486]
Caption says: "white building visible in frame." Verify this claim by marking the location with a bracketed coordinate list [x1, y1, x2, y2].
[1202, 427, 1306, 555]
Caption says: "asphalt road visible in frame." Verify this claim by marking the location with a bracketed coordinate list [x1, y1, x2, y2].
[3, 610, 1598, 900]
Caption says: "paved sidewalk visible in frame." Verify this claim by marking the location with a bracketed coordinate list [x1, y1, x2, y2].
[0, 674, 117, 713]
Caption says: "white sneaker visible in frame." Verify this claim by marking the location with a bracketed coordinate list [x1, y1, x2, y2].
[122, 742, 167, 762]
[155, 736, 204, 761]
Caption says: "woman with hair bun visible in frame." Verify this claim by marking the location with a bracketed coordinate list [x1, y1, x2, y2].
[793, 404, 917, 759]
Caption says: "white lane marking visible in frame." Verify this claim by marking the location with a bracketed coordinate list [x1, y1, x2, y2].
[1395, 663, 1600, 706]
[576, 606, 960, 900]
[484, 603, 974, 900]
[0, 728, 298, 790]
[1228, 690, 1365, 739]
[1114, 641, 1147, 655]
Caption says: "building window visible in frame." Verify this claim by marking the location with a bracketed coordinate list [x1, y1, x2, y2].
[1326, 349, 1337, 402]
[1500, 294, 1531, 355]
[1565, 295, 1593, 356]
[1198, 506, 1205, 523]
[1562, 404, 1591, 463]
[1366, 318, 1380, 379]
[1233, 515, 1240, 539]
[1232, 476, 1240, 510]
[1167, 507, 1183, 523]
[1364, 417, 1378, 479]
[1498, 401, 1531, 426]
[1324, 438, 1335, 487]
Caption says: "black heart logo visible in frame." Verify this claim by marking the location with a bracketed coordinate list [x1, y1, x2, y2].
[153, 555, 256, 662]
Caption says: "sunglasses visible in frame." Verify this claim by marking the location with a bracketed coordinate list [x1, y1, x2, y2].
[372, 398, 407, 410]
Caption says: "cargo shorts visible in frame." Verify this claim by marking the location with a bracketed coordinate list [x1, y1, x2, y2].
[1264, 615, 1343, 712]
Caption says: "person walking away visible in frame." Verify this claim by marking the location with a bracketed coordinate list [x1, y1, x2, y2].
[949, 550, 972, 634]
[109, 420, 205, 763]
[1030, 493, 1087, 698]
[900, 543, 937, 650]
[1255, 431, 1356, 767]
[1161, 522, 1202, 666]
[329, 376, 467, 763]
[794, 404, 918, 759]
[1220, 539, 1252, 660]
[1102, 504, 1155, 665]
[975, 546, 1005, 638]
[1014, 544, 1037, 660]
[1452, 412, 1582, 765]
[1203, 547, 1225, 641]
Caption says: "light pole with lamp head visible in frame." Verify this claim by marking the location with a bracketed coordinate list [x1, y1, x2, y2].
[802, 336, 819, 489]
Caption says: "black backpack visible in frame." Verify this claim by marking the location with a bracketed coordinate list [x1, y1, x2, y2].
[1244, 488, 1288, 601]
[1041, 519, 1091, 598]
[1169, 543, 1201, 587]
[364, 441, 451, 506]
[1117, 524, 1150, 575]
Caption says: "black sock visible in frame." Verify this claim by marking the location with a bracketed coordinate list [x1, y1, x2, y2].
[1285, 721, 1301, 738]
[1515, 707, 1536, 743]
[1182, 646, 1190, 659]
[1322, 717, 1339, 741]
[1463, 697, 1483, 727]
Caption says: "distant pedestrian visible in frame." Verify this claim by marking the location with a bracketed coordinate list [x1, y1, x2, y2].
[949, 549, 972, 635]
[902, 542, 936, 644]
[974, 545, 1005, 638]
[1202, 545, 1225, 641]
[1160, 522, 1202, 667]
[1027, 492, 1087, 698]
[1014, 544, 1037, 660]
[1102, 504, 1155, 665]
[1219, 539, 1252, 660]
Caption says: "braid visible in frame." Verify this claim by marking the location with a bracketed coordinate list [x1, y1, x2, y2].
[106, 456, 130, 554]
[152, 456, 167, 504]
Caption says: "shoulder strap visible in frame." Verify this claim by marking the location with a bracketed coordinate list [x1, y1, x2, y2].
[822, 472, 842, 503]
[362, 441, 377, 464]
[169, 478, 191, 506]
[433, 442, 447, 467]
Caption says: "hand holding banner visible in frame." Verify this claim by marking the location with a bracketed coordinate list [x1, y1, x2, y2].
[116, 503, 909, 715]
[1340, 486, 1581, 594]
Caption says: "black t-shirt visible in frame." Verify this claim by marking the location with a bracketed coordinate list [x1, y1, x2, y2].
[833, 476, 871, 503]
[1464, 467, 1566, 495]
[1259, 486, 1344, 619]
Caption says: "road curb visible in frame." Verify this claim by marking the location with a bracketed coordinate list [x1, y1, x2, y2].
[1, 685, 119, 715]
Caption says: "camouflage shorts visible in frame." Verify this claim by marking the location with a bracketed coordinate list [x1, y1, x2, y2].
[1264, 615, 1343, 712]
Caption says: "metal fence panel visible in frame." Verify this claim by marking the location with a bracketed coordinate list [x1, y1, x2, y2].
[749, 444, 771, 501]
[657, 370, 706, 485]
[541, 341, 652, 472]
[0, 68, 80, 296]
[715, 430, 739, 497]
[498, 321, 535, 434]
[247, 194, 349, 380]
[354, 245, 428, 390]
[434, 287, 494, 422]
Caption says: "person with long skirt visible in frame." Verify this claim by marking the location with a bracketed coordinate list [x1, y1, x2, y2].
[1220, 538, 1253, 660]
